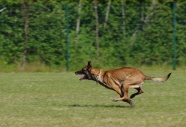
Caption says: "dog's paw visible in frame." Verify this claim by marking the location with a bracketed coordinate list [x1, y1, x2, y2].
[129, 100, 135, 107]
[112, 98, 118, 102]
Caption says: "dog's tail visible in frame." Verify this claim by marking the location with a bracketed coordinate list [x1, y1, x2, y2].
[144, 73, 171, 83]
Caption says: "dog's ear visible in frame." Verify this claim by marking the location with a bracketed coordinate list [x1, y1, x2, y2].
[87, 61, 92, 67]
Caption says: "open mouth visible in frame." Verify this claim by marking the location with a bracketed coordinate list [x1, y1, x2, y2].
[79, 74, 86, 80]
[75, 71, 87, 80]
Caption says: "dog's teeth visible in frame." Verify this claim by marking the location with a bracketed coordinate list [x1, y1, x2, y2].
[79, 75, 84, 80]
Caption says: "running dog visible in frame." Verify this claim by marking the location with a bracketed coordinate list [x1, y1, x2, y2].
[75, 61, 171, 107]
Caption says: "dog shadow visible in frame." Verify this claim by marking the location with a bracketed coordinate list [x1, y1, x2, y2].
[68, 104, 131, 108]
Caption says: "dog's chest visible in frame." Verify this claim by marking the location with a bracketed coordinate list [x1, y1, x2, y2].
[96, 74, 112, 89]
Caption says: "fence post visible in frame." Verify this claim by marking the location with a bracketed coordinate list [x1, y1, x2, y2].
[66, 4, 69, 71]
[173, 0, 177, 70]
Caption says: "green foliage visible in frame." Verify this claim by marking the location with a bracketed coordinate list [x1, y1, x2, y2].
[0, 1, 186, 71]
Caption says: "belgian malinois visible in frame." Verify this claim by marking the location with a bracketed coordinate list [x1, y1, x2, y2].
[75, 61, 171, 107]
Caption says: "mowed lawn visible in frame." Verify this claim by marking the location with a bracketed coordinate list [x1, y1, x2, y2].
[0, 70, 185, 127]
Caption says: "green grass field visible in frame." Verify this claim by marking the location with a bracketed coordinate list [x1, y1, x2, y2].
[0, 70, 185, 127]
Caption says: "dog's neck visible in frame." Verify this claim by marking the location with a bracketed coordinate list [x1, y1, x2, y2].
[93, 69, 112, 89]
[90, 68, 106, 84]
[94, 69, 106, 84]
[96, 69, 103, 82]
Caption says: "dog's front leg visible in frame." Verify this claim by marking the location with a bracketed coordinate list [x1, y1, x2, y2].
[111, 84, 123, 98]
[112, 84, 134, 107]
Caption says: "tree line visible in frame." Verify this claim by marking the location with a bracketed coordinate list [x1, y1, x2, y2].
[0, 0, 185, 71]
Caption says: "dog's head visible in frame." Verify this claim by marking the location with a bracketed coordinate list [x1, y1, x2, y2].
[75, 61, 93, 80]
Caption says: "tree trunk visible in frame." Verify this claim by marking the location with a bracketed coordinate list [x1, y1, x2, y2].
[130, 0, 156, 45]
[20, 1, 29, 70]
[0, 7, 6, 12]
[75, 0, 82, 49]
[94, 0, 99, 57]
[121, 0, 126, 35]
[104, 0, 111, 28]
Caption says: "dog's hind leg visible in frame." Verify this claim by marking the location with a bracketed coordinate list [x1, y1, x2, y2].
[130, 87, 144, 99]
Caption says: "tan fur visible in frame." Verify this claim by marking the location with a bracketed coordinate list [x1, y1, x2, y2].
[75, 62, 171, 107]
